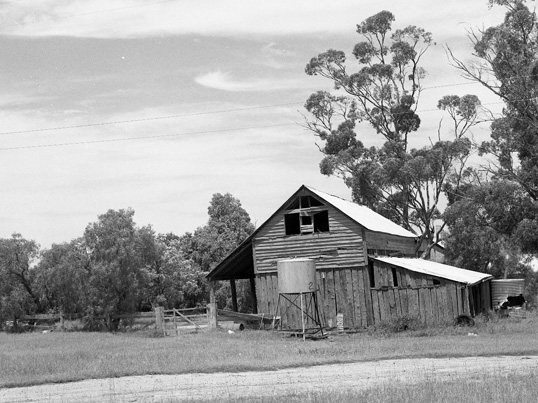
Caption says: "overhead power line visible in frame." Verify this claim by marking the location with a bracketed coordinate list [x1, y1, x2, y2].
[0, 95, 527, 152]
[1, 78, 532, 150]
[0, 123, 296, 151]
[0, 78, 505, 138]
[0, 102, 300, 136]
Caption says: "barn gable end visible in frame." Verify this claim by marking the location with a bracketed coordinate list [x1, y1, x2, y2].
[253, 186, 366, 273]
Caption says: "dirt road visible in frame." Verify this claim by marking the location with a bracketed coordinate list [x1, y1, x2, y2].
[2, 355, 537, 402]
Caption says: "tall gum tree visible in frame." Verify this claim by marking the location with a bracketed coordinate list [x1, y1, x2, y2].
[447, 0, 538, 261]
[304, 11, 482, 256]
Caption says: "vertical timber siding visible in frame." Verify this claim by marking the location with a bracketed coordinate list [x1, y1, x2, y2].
[256, 265, 481, 329]
[256, 267, 373, 329]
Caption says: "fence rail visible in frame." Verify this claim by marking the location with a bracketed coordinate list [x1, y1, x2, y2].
[19, 312, 156, 321]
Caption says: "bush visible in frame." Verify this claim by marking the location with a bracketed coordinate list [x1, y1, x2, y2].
[377, 315, 422, 334]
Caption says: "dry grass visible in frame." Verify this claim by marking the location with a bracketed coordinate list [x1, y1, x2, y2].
[199, 370, 538, 403]
[1, 313, 538, 388]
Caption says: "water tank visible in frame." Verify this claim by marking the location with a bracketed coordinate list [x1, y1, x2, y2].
[277, 258, 316, 294]
[491, 279, 525, 308]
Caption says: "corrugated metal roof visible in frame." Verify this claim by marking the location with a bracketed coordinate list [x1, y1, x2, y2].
[306, 186, 417, 238]
[373, 257, 493, 285]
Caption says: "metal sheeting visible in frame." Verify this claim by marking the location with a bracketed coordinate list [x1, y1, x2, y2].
[491, 279, 525, 308]
[306, 186, 417, 238]
[373, 257, 493, 285]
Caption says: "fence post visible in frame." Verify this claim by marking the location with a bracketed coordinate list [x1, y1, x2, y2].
[208, 281, 218, 329]
[155, 306, 165, 336]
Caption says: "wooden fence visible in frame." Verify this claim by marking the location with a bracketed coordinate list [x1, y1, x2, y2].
[17, 307, 265, 335]
[369, 284, 467, 326]
[18, 307, 209, 335]
[154, 307, 208, 336]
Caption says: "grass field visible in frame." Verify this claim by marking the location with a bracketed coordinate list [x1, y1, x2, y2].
[2, 313, 538, 389]
[198, 371, 538, 403]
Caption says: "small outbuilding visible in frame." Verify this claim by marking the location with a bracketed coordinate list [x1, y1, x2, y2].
[207, 185, 493, 329]
[368, 257, 492, 325]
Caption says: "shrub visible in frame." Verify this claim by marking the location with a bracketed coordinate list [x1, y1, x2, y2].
[377, 315, 422, 334]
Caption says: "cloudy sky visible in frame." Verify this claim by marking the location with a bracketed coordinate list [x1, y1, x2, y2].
[0, 0, 507, 247]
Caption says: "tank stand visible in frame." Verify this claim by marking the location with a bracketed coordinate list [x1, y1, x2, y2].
[272, 291, 324, 340]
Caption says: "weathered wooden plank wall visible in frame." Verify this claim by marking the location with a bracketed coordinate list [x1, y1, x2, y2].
[253, 204, 366, 274]
[368, 286, 467, 326]
[256, 268, 471, 330]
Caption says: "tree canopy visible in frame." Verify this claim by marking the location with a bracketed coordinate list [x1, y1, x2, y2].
[444, 0, 538, 260]
[0, 192, 255, 330]
[439, 1, 538, 301]
[304, 11, 481, 256]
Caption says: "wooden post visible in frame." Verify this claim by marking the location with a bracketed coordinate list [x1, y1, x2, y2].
[300, 292, 306, 341]
[230, 279, 238, 312]
[250, 277, 258, 314]
[155, 306, 165, 336]
[463, 286, 470, 315]
[173, 309, 178, 336]
[208, 281, 218, 329]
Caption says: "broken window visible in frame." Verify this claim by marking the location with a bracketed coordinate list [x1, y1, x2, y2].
[285, 211, 329, 235]
[284, 195, 329, 236]
[433, 278, 441, 285]
[300, 214, 313, 234]
[284, 213, 301, 235]
[313, 210, 329, 232]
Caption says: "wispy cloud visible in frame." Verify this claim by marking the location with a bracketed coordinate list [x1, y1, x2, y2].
[0, 93, 58, 109]
[1, 0, 505, 39]
[194, 71, 304, 92]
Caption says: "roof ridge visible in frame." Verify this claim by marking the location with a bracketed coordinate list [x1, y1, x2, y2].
[304, 185, 355, 204]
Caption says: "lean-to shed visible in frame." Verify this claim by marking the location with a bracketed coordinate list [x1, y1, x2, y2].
[369, 257, 492, 324]
[207, 185, 490, 329]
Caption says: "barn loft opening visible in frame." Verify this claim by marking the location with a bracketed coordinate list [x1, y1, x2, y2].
[284, 195, 329, 235]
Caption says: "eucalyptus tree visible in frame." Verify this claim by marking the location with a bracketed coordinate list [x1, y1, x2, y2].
[446, 0, 538, 260]
[444, 180, 537, 276]
[304, 11, 481, 256]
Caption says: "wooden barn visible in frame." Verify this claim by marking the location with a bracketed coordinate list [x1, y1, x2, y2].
[207, 185, 492, 329]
